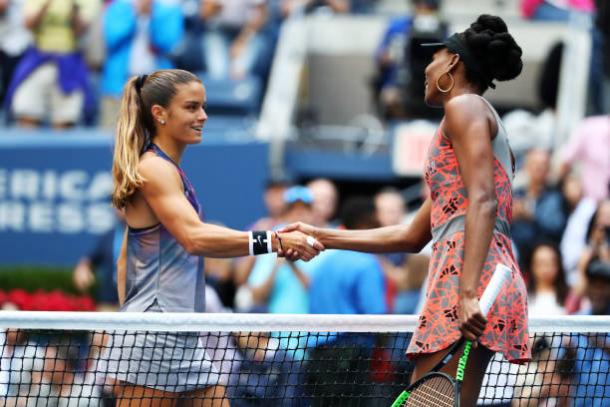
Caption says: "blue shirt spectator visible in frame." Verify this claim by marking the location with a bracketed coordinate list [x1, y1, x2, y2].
[100, 0, 183, 127]
[228, 333, 300, 407]
[571, 333, 610, 406]
[309, 249, 386, 315]
[375, 16, 412, 90]
[248, 254, 317, 314]
[571, 259, 610, 406]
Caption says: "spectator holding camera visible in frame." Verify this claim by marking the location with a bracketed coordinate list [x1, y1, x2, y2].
[565, 198, 610, 312]
[372, 0, 444, 120]
[512, 149, 567, 265]
[5, 0, 99, 128]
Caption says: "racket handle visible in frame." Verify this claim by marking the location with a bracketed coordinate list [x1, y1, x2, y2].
[479, 264, 512, 317]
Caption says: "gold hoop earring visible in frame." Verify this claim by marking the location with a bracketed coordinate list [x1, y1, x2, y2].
[436, 72, 455, 93]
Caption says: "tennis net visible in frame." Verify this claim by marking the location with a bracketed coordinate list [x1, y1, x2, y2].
[0, 312, 608, 406]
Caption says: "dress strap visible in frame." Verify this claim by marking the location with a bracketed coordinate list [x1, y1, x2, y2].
[476, 96, 515, 180]
[148, 144, 201, 215]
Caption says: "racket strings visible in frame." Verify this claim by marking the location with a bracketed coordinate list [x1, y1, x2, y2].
[406, 376, 456, 407]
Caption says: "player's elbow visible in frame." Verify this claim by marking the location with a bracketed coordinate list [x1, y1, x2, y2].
[471, 192, 497, 217]
[181, 236, 200, 256]
[401, 228, 427, 253]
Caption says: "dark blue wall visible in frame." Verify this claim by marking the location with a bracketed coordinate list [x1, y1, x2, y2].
[0, 134, 269, 266]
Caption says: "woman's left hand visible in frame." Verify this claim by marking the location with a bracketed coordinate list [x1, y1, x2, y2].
[458, 295, 487, 344]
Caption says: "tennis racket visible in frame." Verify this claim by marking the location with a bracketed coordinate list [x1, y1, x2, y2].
[390, 263, 512, 407]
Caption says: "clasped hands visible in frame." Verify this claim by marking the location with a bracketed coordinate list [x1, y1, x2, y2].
[275, 222, 322, 262]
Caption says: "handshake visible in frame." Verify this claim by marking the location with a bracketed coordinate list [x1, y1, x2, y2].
[274, 222, 324, 262]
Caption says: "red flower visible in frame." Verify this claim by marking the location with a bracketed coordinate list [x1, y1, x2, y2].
[8, 289, 31, 310]
[2, 289, 97, 312]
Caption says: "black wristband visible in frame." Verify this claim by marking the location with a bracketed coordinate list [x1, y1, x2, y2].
[251, 231, 270, 255]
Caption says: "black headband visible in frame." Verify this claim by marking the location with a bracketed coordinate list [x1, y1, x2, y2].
[422, 34, 496, 89]
[135, 74, 148, 94]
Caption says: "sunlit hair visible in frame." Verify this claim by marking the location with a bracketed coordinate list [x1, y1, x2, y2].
[111, 69, 200, 208]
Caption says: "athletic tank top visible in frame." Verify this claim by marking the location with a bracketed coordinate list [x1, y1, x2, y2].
[121, 144, 206, 313]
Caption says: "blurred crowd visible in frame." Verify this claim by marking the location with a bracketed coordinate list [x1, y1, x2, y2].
[0, 0, 607, 127]
[0, 0, 609, 405]
[0, 0, 376, 129]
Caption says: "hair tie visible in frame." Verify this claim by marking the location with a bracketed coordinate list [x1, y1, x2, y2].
[135, 74, 148, 94]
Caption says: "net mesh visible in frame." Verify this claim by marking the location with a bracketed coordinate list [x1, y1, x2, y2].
[0, 312, 608, 406]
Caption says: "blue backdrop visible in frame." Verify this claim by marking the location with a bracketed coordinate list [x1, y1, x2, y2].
[0, 134, 269, 266]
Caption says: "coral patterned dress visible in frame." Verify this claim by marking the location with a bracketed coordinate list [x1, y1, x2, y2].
[406, 96, 531, 364]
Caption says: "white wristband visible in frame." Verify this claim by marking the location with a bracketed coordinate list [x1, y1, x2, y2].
[248, 231, 254, 256]
[266, 231, 273, 254]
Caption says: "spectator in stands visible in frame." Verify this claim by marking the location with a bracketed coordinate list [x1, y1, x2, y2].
[595, 0, 610, 111]
[526, 242, 568, 316]
[306, 178, 338, 228]
[374, 188, 425, 314]
[31, 343, 102, 406]
[568, 258, 610, 406]
[559, 171, 597, 286]
[5, 0, 100, 129]
[228, 331, 300, 406]
[372, 0, 444, 120]
[233, 175, 290, 294]
[512, 148, 567, 265]
[100, 0, 184, 128]
[569, 199, 610, 311]
[0, 329, 42, 406]
[349, 0, 378, 14]
[253, 176, 291, 231]
[520, 1, 608, 114]
[303, 197, 386, 406]
[199, 0, 269, 80]
[0, 0, 31, 108]
[520, 0, 595, 21]
[72, 211, 124, 311]
[205, 256, 237, 309]
[281, 0, 349, 15]
[375, 187, 407, 229]
[170, 0, 206, 72]
[245, 186, 316, 314]
[512, 334, 570, 407]
[560, 114, 610, 203]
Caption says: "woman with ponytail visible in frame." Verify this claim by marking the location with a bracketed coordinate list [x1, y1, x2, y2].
[107, 69, 322, 406]
[280, 15, 530, 406]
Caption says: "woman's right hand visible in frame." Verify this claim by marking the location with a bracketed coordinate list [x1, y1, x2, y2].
[277, 229, 324, 262]
[279, 222, 319, 239]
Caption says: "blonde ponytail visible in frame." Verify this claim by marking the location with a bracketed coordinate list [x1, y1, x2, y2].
[111, 77, 148, 208]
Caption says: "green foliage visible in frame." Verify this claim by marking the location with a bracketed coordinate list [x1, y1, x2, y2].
[0, 266, 80, 294]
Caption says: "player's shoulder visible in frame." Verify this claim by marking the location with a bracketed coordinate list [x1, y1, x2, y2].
[137, 153, 181, 185]
[444, 94, 489, 128]
[445, 94, 487, 114]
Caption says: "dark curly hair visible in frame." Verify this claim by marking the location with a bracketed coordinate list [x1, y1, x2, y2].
[459, 14, 523, 92]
